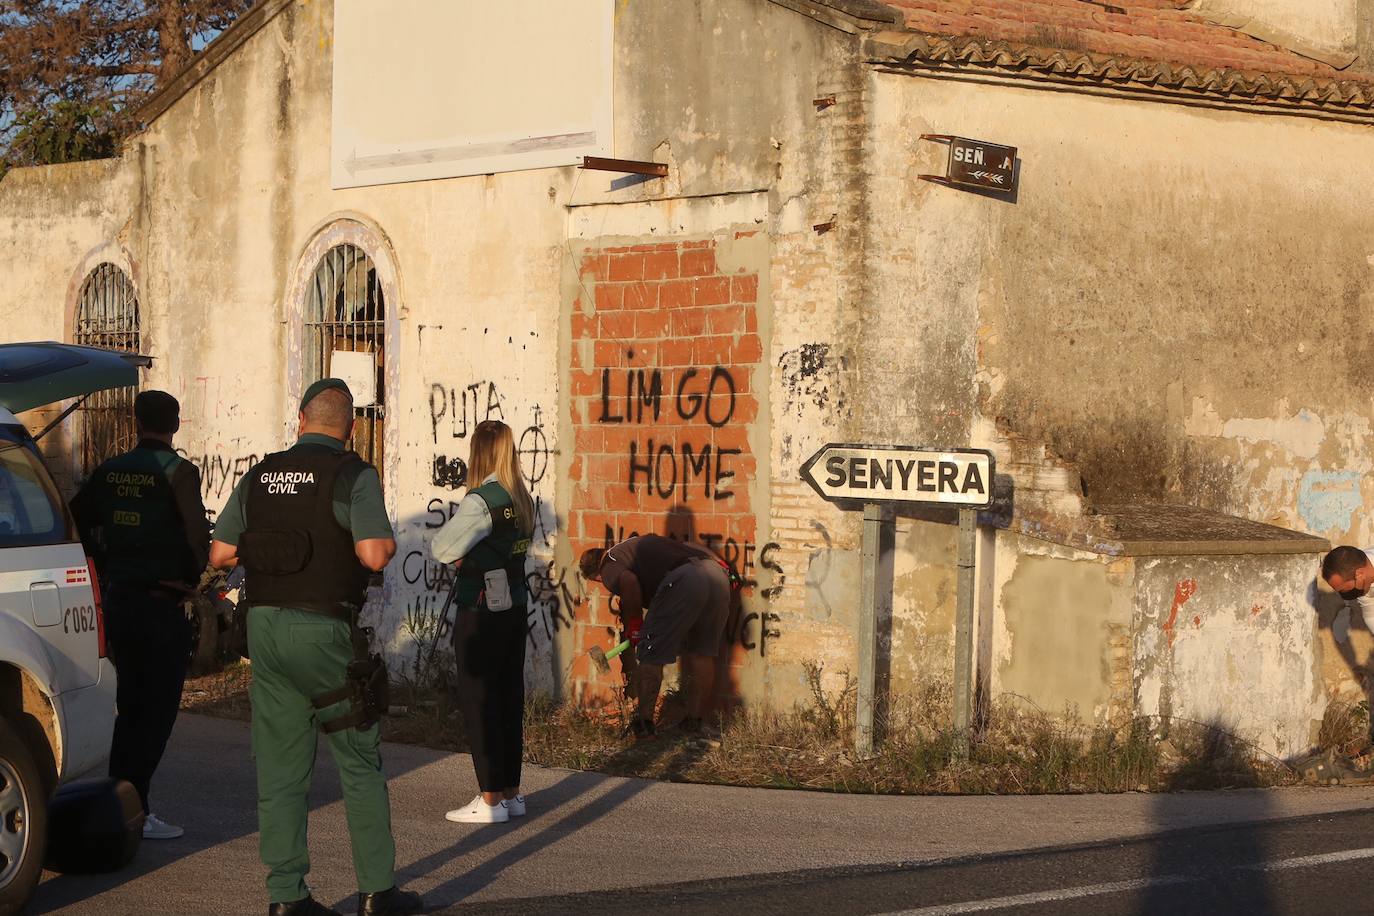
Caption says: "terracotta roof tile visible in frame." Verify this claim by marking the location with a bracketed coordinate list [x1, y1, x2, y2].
[884, 0, 1362, 81]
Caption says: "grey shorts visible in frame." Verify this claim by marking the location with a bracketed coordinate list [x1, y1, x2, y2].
[637, 558, 731, 666]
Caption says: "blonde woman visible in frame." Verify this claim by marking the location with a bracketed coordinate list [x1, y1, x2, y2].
[431, 420, 536, 824]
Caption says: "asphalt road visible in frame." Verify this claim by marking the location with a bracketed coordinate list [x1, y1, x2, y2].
[28, 715, 1374, 915]
[456, 809, 1374, 915]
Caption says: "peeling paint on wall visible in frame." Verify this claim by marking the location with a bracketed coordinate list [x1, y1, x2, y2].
[1184, 400, 1326, 459]
[1162, 578, 1198, 648]
[1298, 470, 1363, 534]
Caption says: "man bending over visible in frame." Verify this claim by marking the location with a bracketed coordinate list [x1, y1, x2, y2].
[579, 535, 730, 738]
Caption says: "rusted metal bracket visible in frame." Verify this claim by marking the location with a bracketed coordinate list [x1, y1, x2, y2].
[919, 133, 954, 144]
[813, 95, 837, 110]
[581, 156, 668, 177]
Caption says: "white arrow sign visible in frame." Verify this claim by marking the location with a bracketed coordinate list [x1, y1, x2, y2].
[800, 443, 994, 508]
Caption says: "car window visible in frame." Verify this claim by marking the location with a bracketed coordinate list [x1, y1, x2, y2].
[0, 439, 73, 547]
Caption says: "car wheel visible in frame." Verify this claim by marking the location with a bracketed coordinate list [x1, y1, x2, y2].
[0, 716, 47, 916]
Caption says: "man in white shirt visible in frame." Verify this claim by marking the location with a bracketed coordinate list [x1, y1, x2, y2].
[1321, 545, 1374, 606]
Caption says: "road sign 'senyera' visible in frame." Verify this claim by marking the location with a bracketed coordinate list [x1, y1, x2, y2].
[801, 443, 994, 508]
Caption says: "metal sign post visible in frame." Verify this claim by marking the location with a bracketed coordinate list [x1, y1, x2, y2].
[801, 443, 995, 758]
[953, 508, 977, 760]
[856, 502, 882, 757]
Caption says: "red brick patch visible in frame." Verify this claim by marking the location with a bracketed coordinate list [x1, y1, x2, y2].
[569, 236, 766, 702]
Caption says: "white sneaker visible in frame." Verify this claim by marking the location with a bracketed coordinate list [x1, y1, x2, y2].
[445, 795, 509, 824]
[142, 813, 184, 840]
[506, 795, 526, 817]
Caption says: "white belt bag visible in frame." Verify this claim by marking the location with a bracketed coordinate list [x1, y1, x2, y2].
[483, 568, 513, 611]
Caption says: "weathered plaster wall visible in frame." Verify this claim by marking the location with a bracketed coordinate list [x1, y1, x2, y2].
[997, 547, 1134, 723]
[132, 1, 576, 686]
[857, 70, 1374, 736]
[882, 76, 1374, 537]
[0, 159, 143, 491]
[1133, 554, 1322, 756]
[0, 2, 574, 687]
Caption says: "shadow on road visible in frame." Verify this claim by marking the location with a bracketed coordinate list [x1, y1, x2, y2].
[1139, 722, 1276, 915]
[374, 733, 709, 912]
[29, 714, 438, 914]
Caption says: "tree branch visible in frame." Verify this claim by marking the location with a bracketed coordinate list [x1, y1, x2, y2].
[86, 63, 161, 77]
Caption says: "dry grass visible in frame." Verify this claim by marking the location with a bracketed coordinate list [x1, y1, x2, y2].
[1316, 698, 1370, 760]
[181, 661, 252, 721]
[182, 661, 1302, 795]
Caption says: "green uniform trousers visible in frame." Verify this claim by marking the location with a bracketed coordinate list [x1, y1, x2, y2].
[247, 605, 396, 903]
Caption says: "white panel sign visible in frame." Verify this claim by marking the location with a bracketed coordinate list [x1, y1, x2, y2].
[801, 444, 995, 508]
[332, 0, 614, 189]
[329, 350, 377, 408]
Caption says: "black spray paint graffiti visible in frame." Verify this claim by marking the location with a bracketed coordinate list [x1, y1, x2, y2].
[598, 365, 737, 427]
[598, 364, 742, 501]
[401, 549, 456, 593]
[517, 405, 552, 488]
[183, 451, 260, 502]
[429, 384, 553, 495]
[525, 559, 580, 645]
[178, 450, 259, 525]
[432, 456, 467, 490]
[736, 610, 782, 656]
[778, 343, 847, 417]
[425, 497, 463, 528]
[601, 522, 785, 656]
[419, 379, 565, 648]
[429, 380, 505, 444]
[401, 546, 578, 651]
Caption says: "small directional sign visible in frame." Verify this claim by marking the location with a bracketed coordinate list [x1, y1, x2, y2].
[918, 134, 1018, 195]
[801, 443, 995, 508]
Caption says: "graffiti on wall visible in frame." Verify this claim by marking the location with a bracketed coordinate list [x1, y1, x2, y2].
[598, 364, 744, 501]
[178, 446, 260, 524]
[567, 236, 774, 685]
[410, 375, 569, 652]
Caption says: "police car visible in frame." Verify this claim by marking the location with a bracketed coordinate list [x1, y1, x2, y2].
[0, 343, 148, 914]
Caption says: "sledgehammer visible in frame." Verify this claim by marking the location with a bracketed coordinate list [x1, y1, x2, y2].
[589, 639, 631, 675]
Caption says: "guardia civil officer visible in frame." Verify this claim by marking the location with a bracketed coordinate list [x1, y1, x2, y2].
[209, 379, 422, 916]
[430, 420, 535, 824]
[71, 390, 209, 841]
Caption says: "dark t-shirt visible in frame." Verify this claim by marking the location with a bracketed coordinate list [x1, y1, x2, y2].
[600, 534, 712, 602]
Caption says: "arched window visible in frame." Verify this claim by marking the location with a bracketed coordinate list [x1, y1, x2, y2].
[73, 263, 140, 476]
[303, 244, 385, 469]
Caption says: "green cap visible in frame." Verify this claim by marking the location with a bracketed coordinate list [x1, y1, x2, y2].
[299, 377, 352, 412]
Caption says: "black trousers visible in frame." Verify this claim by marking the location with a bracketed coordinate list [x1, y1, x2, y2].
[105, 587, 192, 814]
[452, 607, 526, 793]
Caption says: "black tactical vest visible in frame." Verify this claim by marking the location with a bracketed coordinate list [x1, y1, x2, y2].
[239, 446, 370, 619]
[89, 443, 194, 587]
[455, 481, 530, 611]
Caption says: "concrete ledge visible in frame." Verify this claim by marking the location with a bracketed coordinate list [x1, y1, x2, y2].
[1017, 503, 1330, 558]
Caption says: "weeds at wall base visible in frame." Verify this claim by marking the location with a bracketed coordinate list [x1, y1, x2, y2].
[182, 661, 1310, 795]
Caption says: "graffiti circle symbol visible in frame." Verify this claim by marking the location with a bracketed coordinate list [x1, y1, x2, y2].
[518, 424, 550, 486]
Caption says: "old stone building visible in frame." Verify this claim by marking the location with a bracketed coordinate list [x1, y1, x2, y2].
[4, 0, 1372, 755]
